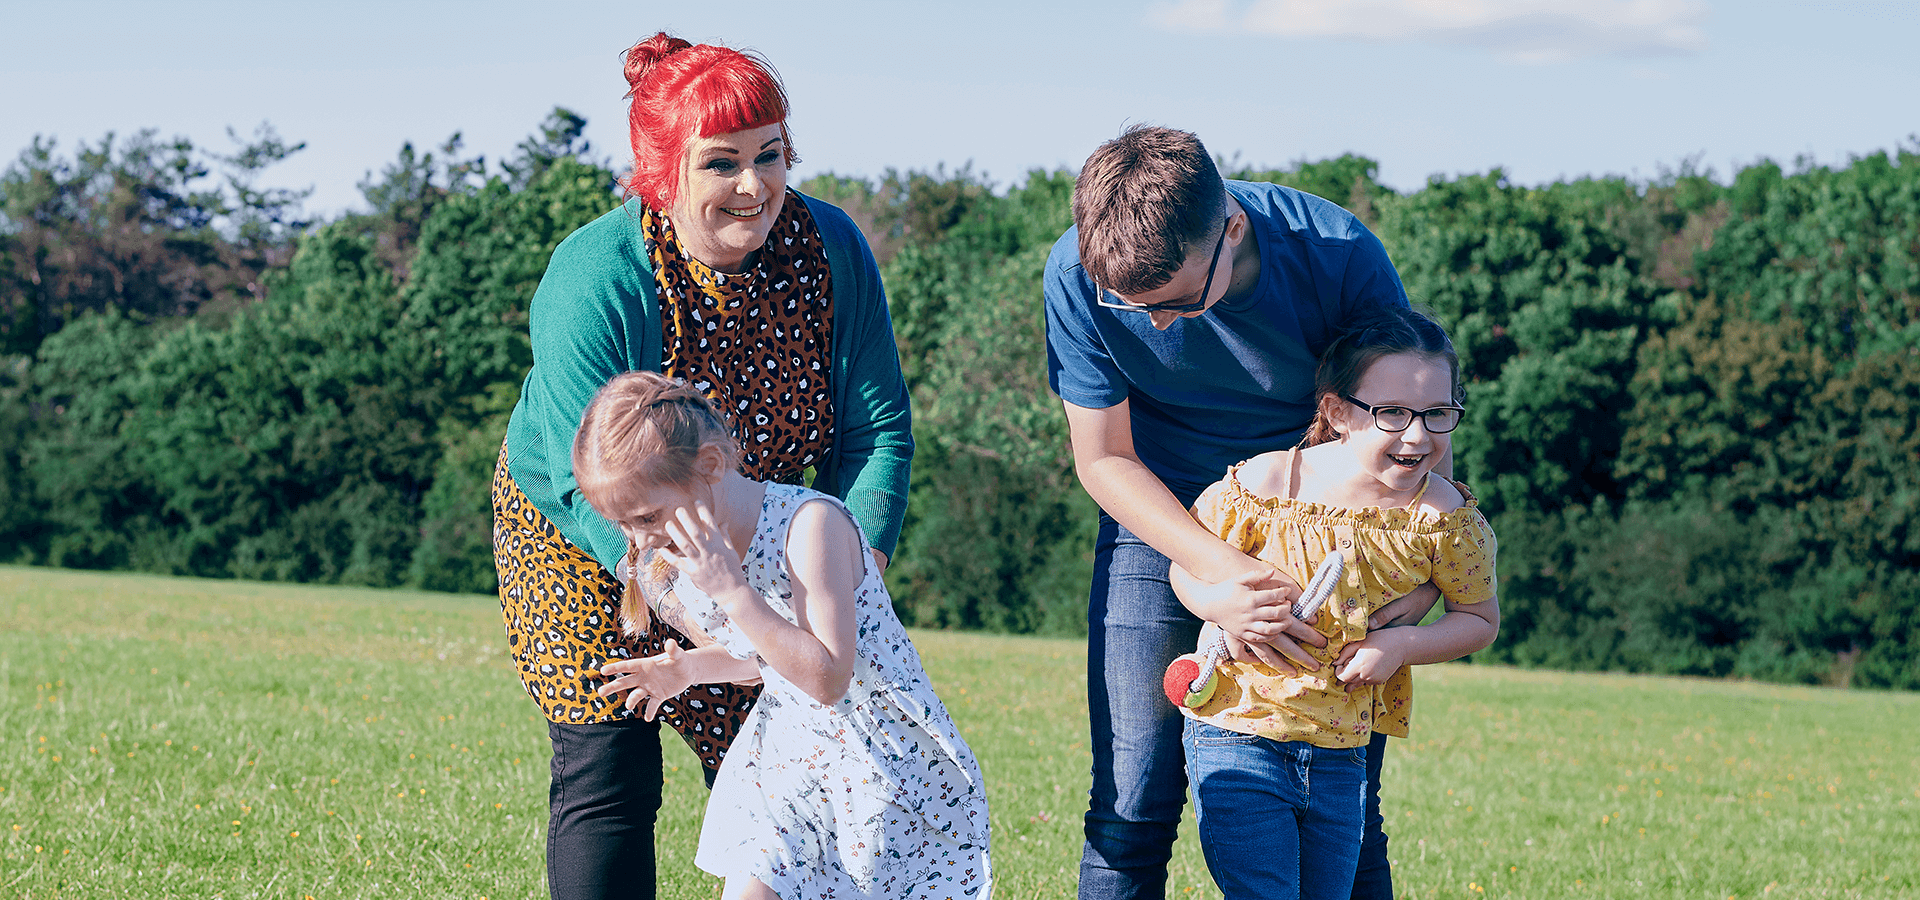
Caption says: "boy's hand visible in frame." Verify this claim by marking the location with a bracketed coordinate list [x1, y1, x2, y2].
[1224, 633, 1320, 675]
[1333, 629, 1411, 688]
[1369, 581, 1441, 629]
[1179, 566, 1327, 674]
[596, 639, 697, 721]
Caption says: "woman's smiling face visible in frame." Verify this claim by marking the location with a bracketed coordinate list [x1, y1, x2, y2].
[1332, 351, 1457, 495]
[667, 122, 788, 273]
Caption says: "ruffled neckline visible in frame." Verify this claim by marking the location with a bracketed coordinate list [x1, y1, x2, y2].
[1217, 461, 1483, 532]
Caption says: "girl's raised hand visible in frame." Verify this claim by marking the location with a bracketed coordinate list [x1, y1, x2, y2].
[655, 502, 748, 600]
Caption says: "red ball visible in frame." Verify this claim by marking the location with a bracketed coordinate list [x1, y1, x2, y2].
[1164, 658, 1201, 706]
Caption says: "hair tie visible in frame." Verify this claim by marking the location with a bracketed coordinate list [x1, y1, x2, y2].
[647, 391, 700, 409]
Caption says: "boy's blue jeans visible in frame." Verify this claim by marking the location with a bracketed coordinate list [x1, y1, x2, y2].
[1182, 720, 1369, 900]
[1079, 515, 1395, 900]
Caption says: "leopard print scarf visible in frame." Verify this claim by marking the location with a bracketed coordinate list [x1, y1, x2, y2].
[640, 190, 836, 484]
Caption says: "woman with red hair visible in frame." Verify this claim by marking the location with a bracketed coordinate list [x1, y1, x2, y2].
[490, 32, 914, 899]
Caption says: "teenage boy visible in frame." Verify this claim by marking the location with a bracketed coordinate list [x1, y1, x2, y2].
[1044, 125, 1435, 900]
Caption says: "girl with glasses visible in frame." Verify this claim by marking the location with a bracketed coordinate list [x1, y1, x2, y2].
[1165, 305, 1500, 900]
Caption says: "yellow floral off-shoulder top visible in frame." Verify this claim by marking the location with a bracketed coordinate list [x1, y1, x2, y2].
[1183, 461, 1498, 748]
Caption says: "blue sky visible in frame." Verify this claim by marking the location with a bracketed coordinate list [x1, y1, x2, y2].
[3, 0, 1915, 217]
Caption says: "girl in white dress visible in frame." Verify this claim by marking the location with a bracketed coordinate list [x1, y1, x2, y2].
[572, 371, 992, 900]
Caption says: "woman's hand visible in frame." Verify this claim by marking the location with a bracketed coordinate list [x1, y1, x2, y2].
[596, 640, 698, 721]
[656, 502, 750, 604]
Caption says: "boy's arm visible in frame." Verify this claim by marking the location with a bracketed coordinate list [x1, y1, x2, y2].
[1065, 398, 1327, 666]
[1169, 564, 1324, 672]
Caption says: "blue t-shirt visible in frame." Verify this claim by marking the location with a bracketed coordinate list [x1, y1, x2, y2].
[1044, 180, 1410, 503]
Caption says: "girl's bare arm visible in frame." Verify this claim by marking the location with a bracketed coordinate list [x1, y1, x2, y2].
[1334, 595, 1501, 685]
[596, 640, 761, 720]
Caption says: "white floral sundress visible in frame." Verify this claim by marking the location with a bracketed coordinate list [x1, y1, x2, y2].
[672, 483, 992, 898]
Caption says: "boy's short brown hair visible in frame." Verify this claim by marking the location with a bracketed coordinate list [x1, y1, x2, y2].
[1072, 125, 1227, 296]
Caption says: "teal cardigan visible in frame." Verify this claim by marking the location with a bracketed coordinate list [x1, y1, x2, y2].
[503, 193, 913, 571]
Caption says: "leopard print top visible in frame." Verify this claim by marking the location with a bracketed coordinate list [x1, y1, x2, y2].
[642, 190, 835, 483]
[492, 442, 758, 772]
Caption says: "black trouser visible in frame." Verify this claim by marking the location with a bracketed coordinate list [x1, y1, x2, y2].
[546, 717, 664, 900]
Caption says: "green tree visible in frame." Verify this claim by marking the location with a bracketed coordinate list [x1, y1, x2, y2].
[879, 168, 1091, 633]
[1694, 148, 1920, 359]
[398, 154, 622, 591]
[1227, 153, 1393, 225]
[1376, 172, 1667, 519]
[7, 111, 617, 590]
[798, 163, 997, 267]
[501, 106, 595, 189]
[0, 127, 309, 354]
[18, 312, 164, 569]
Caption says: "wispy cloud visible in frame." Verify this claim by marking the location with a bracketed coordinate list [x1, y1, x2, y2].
[1147, 0, 1710, 63]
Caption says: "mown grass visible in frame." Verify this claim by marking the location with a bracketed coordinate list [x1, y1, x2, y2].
[1, 566, 1914, 899]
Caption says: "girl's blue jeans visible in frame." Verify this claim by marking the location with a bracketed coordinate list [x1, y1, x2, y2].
[1182, 720, 1369, 900]
[1079, 514, 1395, 900]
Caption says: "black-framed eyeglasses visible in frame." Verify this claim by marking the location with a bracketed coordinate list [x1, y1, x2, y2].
[1342, 395, 1466, 434]
[1096, 218, 1229, 314]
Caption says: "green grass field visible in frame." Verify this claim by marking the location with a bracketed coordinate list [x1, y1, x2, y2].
[2, 566, 1915, 899]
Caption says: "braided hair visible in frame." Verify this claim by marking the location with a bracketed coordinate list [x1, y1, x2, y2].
[573, 371, 741, 519]
[572, 371, 743, 635]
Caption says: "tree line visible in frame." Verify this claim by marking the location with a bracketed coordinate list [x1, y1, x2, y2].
[2, 111, 1914, 689]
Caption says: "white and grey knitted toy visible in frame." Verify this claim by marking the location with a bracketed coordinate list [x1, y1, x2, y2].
[1162, 550, 1347, 709]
